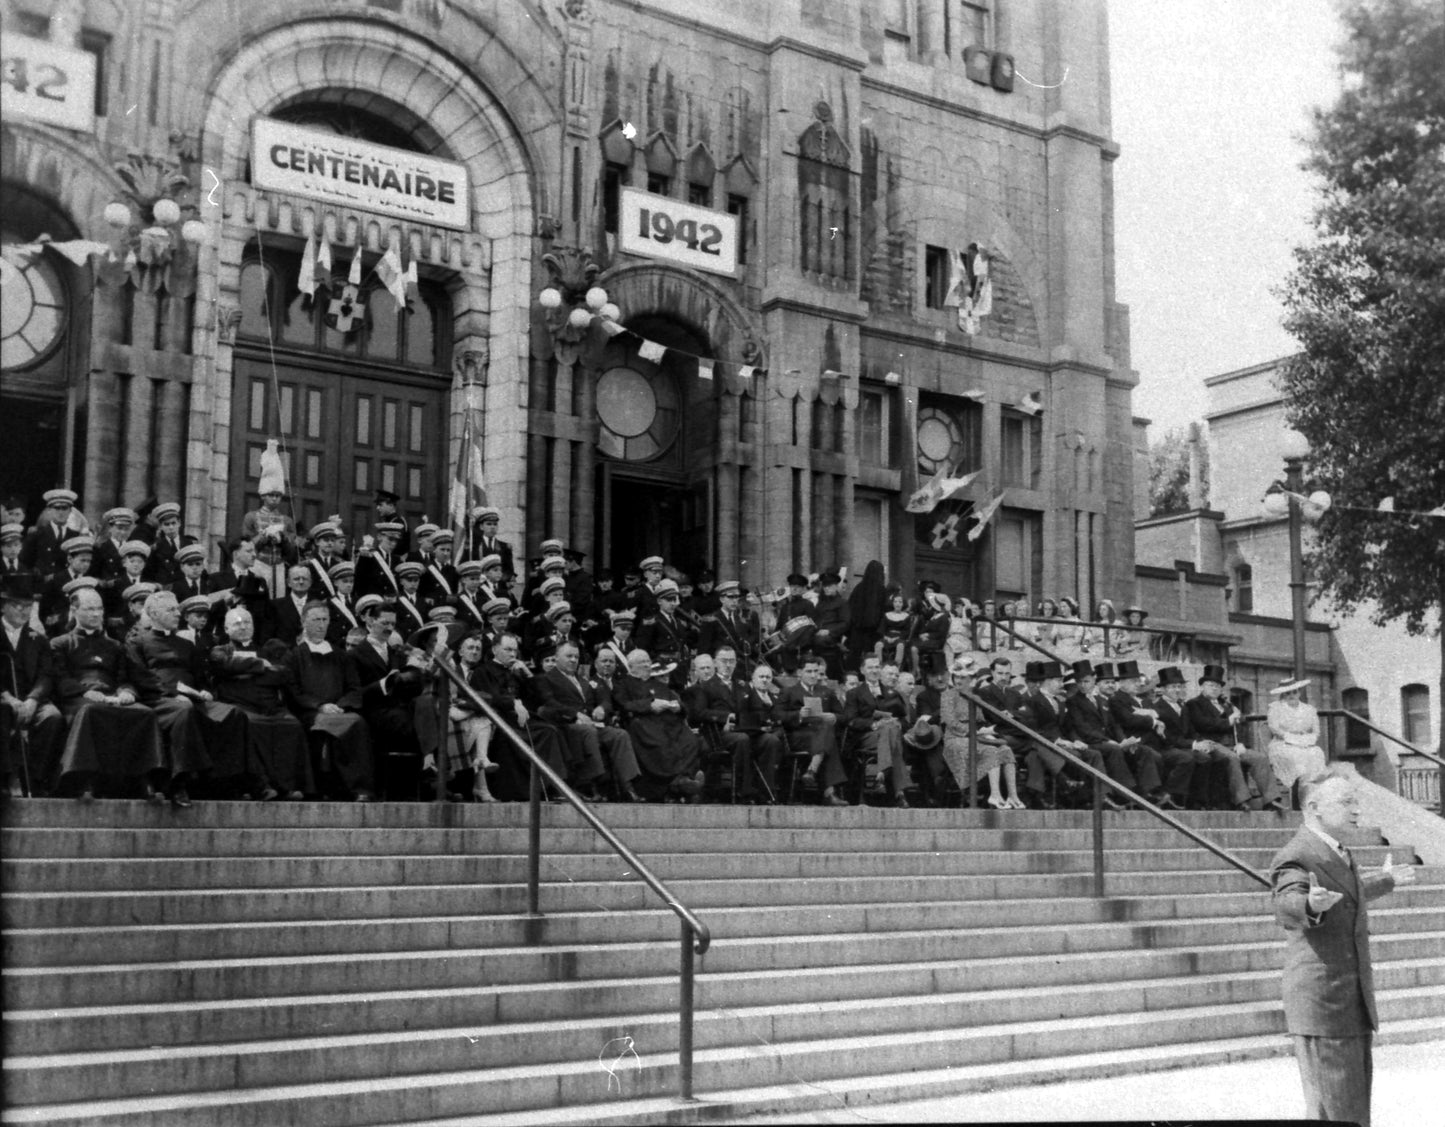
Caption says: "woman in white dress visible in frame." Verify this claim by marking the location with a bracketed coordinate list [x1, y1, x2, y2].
[1265, 677, 1328, 789]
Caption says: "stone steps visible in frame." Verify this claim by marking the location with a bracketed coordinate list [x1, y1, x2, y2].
[1, 798, 1438, 1126]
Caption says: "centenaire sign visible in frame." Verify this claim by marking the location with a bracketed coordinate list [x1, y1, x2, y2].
[1, 34, 97, 133]
[618, 188, 738, 276]
[251, 117, 470, 230]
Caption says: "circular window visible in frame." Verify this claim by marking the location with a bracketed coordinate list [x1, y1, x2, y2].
[916, 406, 965, 474]
[1, 248, 68, 370]
[596, 365, 679, 461]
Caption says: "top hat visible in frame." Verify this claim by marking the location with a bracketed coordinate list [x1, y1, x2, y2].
[1115, 659, 1142, 679]
[1199, 664, 1228, 685]
[1093, 661, 1120, 681]
[1156, 666, 1187, 687]
[0, 572, 36, 602]
[1071, 659, 1096, 681]
[1028, 660, 1065, 681]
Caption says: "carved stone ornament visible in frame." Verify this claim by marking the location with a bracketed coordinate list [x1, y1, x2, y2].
[540, 246, 603, 307]
[216, 302, 243, 345]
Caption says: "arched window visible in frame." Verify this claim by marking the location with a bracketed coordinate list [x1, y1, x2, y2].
[1401, 684, 1431, 747]
[1341, 687, 1371, 749]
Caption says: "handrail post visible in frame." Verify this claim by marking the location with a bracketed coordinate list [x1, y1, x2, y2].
[678, 920, 696, 1101]
[966, 698, 978, 809]
[527, 758, 542, 920]
[1091, 775, 1105, 898]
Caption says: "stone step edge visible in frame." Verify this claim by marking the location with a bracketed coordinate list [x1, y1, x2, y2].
[6, 1020, 1441, 1126]
[7, 927, 1444, 983]
[391, 1022, 1445, 1127]
[9, 986, 1445, 1075]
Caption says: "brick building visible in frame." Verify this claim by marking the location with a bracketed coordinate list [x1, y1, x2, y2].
[2, 0, 1138, 603]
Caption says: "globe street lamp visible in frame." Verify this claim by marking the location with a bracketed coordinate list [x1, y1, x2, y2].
[1262, 429, 1331, 682]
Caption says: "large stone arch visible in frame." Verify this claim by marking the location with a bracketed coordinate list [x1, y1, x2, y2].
[194, 16, 559, 543]
[598, 262, 766, 374]
[0, 124, 122, 240]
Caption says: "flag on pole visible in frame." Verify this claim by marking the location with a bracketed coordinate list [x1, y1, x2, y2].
[347, 249, 362, 286]
[376, 244, 407, 309]
[448, 384, 487, 534]
[905, 466, 980, 514]
[967, 491, 1007, 542]
[299, 234, 318, 297]
[1376, 497, 1395, 512]
[316, 235, 332, 281]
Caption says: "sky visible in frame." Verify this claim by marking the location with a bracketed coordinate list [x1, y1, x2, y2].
[1108, 0, 1346, 438]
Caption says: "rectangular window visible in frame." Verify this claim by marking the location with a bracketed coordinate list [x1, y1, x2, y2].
[1028, 414, 1043, 488]
[407, 466, 422, 498]
[246, 444, 264, 481]
[858, 389, 887, 465]
[80, 29, 110, 117]
[646, 172, 671, 197]
[277, 385, 294, 434]
[603, 162, 629, 234]
[306, 389, 322, 439]
[354, 459, 370, 492]
[727, 194, 750, 264]
[1234, 563, 1254, 614]
[883, 0, 911, 36]
[688, 182, 712, 207]
[382, 400, 398, 449]
[957, 0, 992, 51]
[1402, 684, 1432, 746]
[381, 463, 397, 494]
[355, 397, 372, 445]
[248, 381, 266, 432]
[305, 452, 320, 487]
[924, 245, 950, 310]
[408, 405, 425, 453]
[1001, 415, 1025, 487]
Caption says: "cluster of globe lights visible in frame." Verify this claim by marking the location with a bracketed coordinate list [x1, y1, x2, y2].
[102, 198, 209, 247]
[1263, 428, 1333, 523]
[537, 283, 621, 329]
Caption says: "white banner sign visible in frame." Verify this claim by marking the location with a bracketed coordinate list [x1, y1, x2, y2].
[251, 117, 470, 230]
[0, 35, 96, 133]
[619, 188, 738, 276]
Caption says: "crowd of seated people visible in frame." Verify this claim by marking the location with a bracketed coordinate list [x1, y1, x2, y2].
[0, 488, 1291, 812]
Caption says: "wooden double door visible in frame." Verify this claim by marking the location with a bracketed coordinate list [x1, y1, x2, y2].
[229, 357, 447, 543]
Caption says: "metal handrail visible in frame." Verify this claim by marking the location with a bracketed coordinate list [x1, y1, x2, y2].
[973, 619, 1072, 666]
[426, 648, 711, 1101]
[961, 687, 1271, 894]
[971, 613, 1198, 661]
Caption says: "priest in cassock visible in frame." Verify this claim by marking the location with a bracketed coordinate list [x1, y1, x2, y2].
[283, 601, 375, 802]
[614, 648, 703, 801]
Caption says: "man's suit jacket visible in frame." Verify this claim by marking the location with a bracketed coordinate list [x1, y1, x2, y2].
[170, 574, 210, 605]
[774, 681, 841, 731]
[1150, 696, 1198, 750]
[733, 685, 780, 735]
[355, 552, 400, 599]
[283, 642, 364, 724]
[0, 622, 55, 702]
[18, 521, 71, 579]
[697, 609, 761, 662]
[683, 675, 738, 728]
[1270, 825, 1396, 1035]
[1065, 691, 1121, 746]
[144, 532, 197, 586]
[535, 666, 598, 726]
[1108, 688, 1160, 742]
[1185, 694, 1241, 745]
[841, 681, 907, 732]
[1013, 688, 1074, 746]
[269, 595, 310, 647]
[346, 639, 424, 715]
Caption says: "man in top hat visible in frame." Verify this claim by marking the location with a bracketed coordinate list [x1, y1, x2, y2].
[49, 585, 165, 802]
[467, 506, 512, 577]
[1185, 665, 1286, 811]
[1090, 661, 1170, 807]
[19, 488, 80, 580]
[1105, 660, 1191, 810]
[1013, 659, 1107, 809]
[268, 565, 316, 647]
[1, 572, 66, 797]
[635, 578, 694, 688]
[39, 535, 96, 637]
[1147, 666, 1228, 809]
[144, 503, 196, 587]
[92, 508, 140, 583]
[1270, 764, 1415, 1127]
[418, 530, 459, 605]
[1063, 659, 1150, 811]
[698, 581, 762, 675]
[371, 489, 410, 558]
[305, 521, 347, 600]
[355, 521, 404, 599]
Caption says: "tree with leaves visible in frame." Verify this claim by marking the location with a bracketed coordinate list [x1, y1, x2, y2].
[1277, 0, 1445, 760]
[1147, 424, 1210, 518]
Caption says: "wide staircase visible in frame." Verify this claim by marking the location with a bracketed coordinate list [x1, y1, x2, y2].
[3, 799, 1444, 1126]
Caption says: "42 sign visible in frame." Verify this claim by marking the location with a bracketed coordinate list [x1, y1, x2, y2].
[618, 188, 739, 277]
[1, 35, 96, 134]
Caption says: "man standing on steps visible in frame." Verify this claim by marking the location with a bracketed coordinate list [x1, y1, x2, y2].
[1270, 765, 1415, 1127]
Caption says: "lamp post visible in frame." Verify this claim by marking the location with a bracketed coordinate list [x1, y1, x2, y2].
[1263, 429, 1331, 684]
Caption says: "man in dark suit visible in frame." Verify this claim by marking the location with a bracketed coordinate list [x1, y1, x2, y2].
[355, 521, 403, 599]
[730, 659, 783, 803]
[840, 654, 911, 807]
[698, 581, 761, 675]
[467, 506, 513, 576]
[346, 597, 427, 798]
[774, 653, 847, 806]
[683, 651, 752, 803]
[419, 530, 459, 606]
[143, 502, 196, 587]
[169, 543, 210, 604]
[1, 522, 28, 582]
[635, 578, 694, 688]
[38, 536, 96, 636]
[392, 563, 429, 639]
[1063, 659, 1144, 810]
[1186, 663, 1287, 811]
[1, 573, 66, 795]
[534, 639, 638, 801]
[304, 521, 347, 601]
[18, 489, 80, 580]
[1150, 666, 1234, 809]
[1012, 660, 1105, 809]
[1108, 659, 1190, 810]
[268, 565, 316, 647]
[1271, 766, 1414, 1127]
[91, 507, 140, 584]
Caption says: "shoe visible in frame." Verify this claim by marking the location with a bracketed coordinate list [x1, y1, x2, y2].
[823, 790, 849, 807]
[1154, 793, 1182, 811]
[354, 791, 374, 803]
[286, 790, 305, 801]
[1103, 794, 1129, 812]
[672, 774, 703, 797]
[260, 787, 279, 802]
[623, 786, 646, 803]
[1263, 798, 1286, 813]
[145, 784, 166, 807]
[894, 793, 910, 808]
[481, 758, 501, 774]
[801, 770, 818, 789]
[170, 788, 193, 809]
[472, 790, 498, 804]
[77, 788, 95, 805]
[987, 795, 1007, 810]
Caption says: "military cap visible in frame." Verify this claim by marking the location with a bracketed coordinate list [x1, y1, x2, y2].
[427, 605, 458, 622]
[120, 539, 151, 559]
[481, 597, 512, 617]
[0, 523, 22, 544]
[456, 560, 483, 578]
[471, 506, 501, 522]
[540, 576, 566, 596]
[62, 576, 100, 595]
[62, 535, 95, 555]
[639, 555, 664, 571]
[478, 553, 503, 571]
[355, 594, 386, 617]
[180, 594, 211, 617]
[43, 489, 78, 506]
[539, 538, 565, 555]
[413, 522, 439, 541]
[431, 530, 455, 545]
[311, 520, 343, 540]
[609, 608, 637, 624]
[124, 581, 158, 602]
[541, 555, 567, 573]
[152, 502, 182, 522]
[395, 561, 424, 579]
[654, 578, 680, 598]
[545, 601, 573, 622]
[375, 520, 404, 536]
[715, 580, 741, 597]
[373, 489, 401, 505]
[563, 548, 586, 564]
[327, 561, 356, 579]
[785, 572, 808, 587]
[102, 507, 138, 525]
[175, 543, 206, 565]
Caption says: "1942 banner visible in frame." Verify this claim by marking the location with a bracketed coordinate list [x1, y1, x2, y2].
[251, 117, 470, 230]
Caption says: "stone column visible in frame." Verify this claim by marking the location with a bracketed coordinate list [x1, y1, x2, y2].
[85, 372, 123, 511]
[153, 378, 188, 503]
[122, 375, 156, 504]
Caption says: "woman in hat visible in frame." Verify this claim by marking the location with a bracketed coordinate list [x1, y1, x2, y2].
[940, 657, 1023, 809]
[1265, 678, 1327, 789]
[910, 589, 952, 676]
[1113, 605, 1150, 657]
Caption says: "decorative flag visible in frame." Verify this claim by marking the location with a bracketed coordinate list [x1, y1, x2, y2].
[316, 235, 332, 280]
[348, 250, 362, 286]
[448, 386, 487, 533]
[930, 506, 965, 550]
[35, 238, 112, 266]
[905, 466, 980, 515]
[258, 439, 288, 496]
[946, 244, 993, 335]
[738, 365, 755, 380]
[637, 339, 667, 363]
[697, 359, 714, 381]
[1018, 391, 1043, 416]
[1376, 497, 1395, 512]
[967, 491, 1006, 542]
[376, 244, 407, 309]
[1427, 505, 1445, 518]
[600, 319, 625, 337]
[884, 371, 902, 384]
[961, 388, 985, 402]
[299, 234, 318, 297]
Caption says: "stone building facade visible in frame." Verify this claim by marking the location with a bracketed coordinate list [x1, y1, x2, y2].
[2, 0, 1138, 604]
